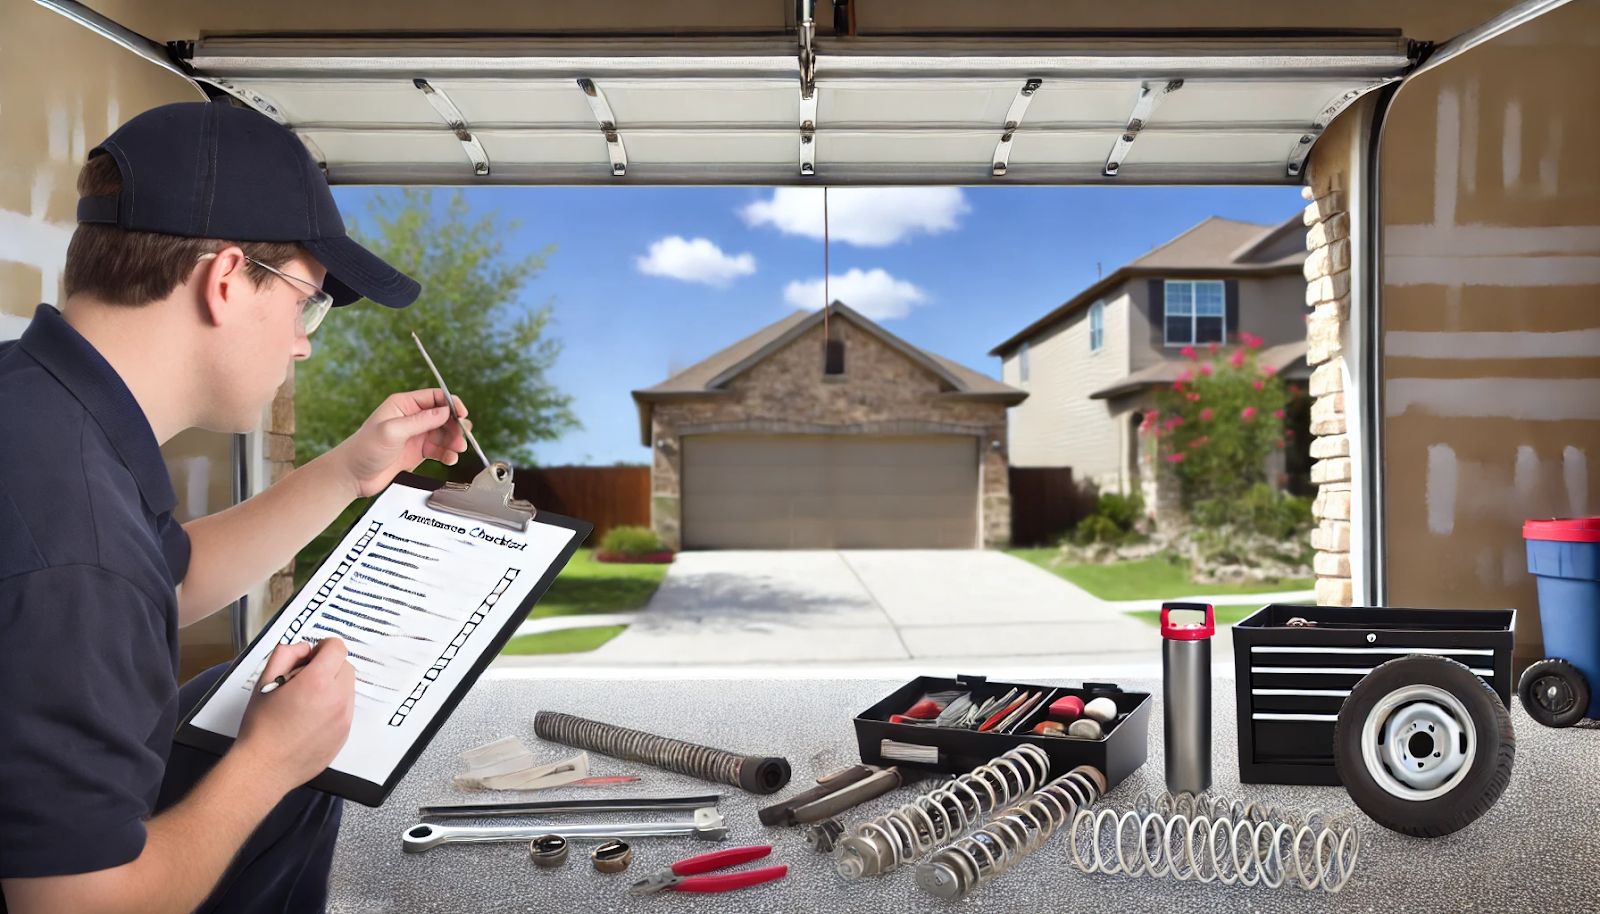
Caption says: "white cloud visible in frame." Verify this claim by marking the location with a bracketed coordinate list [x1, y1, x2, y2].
[783, 268, 929, 320]
[740, 188, 970, 247]
[635, 236, 756, 287]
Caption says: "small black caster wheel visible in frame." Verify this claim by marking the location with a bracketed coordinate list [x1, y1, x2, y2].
[1518, 659, 1590, 728]
[1335, 654, 1515, 838]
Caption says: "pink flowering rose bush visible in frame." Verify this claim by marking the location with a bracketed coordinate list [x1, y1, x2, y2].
[1139, 334, 1304, 532]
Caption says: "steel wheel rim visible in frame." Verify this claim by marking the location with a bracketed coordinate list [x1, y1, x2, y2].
[1359, 684, 1477, 800]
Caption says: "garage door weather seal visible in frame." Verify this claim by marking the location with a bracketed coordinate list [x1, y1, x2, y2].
[413, 78, 490, 176]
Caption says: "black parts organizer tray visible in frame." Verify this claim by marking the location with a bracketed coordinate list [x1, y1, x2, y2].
[1233, 603, 1515, 786]
[852, 674, 1150, 791]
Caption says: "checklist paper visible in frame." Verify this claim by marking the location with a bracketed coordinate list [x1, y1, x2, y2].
[178, 473, 588, 806]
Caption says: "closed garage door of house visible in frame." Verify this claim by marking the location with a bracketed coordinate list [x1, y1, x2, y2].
[681, 434, 978, 549]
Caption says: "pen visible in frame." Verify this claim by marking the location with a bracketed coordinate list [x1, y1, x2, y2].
[258, 665, 305, 694]
[411, 331, 491, 469]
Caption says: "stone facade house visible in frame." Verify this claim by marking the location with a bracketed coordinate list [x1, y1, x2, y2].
[989, 215, 1314, 521]
[632, 303, 1027, 550]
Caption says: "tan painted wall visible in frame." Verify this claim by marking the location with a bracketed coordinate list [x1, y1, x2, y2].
[0, 2, 200, 316]
[648, 318, 1011, 548]
[1003, 290, 1129, 492]
[1379, 1, 1600, 667]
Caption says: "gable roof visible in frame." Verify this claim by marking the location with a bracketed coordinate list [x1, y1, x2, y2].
[989, 213, 1306, 358]
[632, 302, 1025, 444]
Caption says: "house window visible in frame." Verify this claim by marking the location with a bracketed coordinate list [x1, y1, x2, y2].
[1089, 301, 1105, 352]
[1018, 342, 1030, 383]
[1164, 280, 1226, 346]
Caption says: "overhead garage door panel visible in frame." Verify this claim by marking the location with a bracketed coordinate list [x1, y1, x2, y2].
[177, 35, 1412, 185]
[681, 435, 978, 550]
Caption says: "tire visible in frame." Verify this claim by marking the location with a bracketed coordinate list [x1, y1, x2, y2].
[1334, 654, 1515, 838]
[1518, 658, 1590, 728]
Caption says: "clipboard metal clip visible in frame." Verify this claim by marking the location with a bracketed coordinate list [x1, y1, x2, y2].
[427, 461, 537, 532]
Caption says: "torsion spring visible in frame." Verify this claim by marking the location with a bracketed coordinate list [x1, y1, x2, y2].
[834, 744, 1051, 880]
[916, 765, 1106, 900]
[533, 711, 791, 795]
[1068, 790, 1361, 893]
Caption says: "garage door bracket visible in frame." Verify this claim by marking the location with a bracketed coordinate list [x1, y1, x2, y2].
[991, 78, 1042, 177]
[798, 0, 818, 176]
[577, 78, 629, 177]
[413, 78, 490, 177]
[1103, 79, 1183, 177]
[1285, 82, 1392, 178]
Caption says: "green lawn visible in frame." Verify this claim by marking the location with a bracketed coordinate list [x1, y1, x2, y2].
[498, 548, 669, 656]
[502, 625, 629, 656]
[525, 548, 669, 620]
[1009, 550, 1313, 602]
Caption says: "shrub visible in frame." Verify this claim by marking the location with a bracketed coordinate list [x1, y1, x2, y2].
[1073, 514, 1127, 546]
[599, 525, 667, 555]
[1071, 489, 1146, 545]
[1140, 335, 1295, 531]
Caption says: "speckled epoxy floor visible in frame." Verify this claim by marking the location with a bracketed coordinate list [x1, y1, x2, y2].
[329, 677, 1600, 914]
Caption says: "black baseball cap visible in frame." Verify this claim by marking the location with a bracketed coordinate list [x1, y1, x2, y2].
[75, 100, 419, 308]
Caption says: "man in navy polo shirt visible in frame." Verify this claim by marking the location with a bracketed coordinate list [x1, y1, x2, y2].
[0, 101, 472, 913]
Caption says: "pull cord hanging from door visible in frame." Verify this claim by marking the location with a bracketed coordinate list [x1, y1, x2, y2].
[823, 186, 830, 344]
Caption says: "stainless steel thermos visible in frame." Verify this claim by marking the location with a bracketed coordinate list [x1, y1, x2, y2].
[1161, 602, 1215, 795]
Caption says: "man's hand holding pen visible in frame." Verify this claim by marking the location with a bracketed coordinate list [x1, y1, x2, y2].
[236, 638, 357, 792]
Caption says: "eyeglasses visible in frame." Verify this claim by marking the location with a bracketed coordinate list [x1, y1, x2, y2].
[196, 252, 333, 336]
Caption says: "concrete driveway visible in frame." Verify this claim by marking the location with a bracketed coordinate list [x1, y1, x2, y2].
[507, 550, 1160, 670]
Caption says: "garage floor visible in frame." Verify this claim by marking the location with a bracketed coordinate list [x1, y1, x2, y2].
[330, 675, 1599, 913]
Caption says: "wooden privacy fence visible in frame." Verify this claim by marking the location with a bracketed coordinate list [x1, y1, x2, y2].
[1009, 467, 1090, 546]
[448, 463, 651, 544]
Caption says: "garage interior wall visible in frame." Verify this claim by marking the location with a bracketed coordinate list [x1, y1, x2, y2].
[1379, 0, 1600, 671]
[0, 1, 291, 681]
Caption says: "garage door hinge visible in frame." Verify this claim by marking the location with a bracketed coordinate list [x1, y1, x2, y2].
[577, 78, 629, 177]
[991, 78, 1042, 177]
[1104, 79, 1183, 177]
[413, 78, 490, 177]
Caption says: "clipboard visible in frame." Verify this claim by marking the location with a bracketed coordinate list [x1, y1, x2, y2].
[175, 464, 592, 808]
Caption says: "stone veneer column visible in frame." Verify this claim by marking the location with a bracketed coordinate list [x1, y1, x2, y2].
[266, 365, 298, 611]
[1302, 168, 1354, 606]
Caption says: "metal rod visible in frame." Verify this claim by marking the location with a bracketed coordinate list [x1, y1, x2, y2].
[420, 795, 723, 819]
[411, 331, 491, 469]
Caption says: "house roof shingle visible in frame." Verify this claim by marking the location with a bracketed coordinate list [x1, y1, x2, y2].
[631, 302, 1026, 444]
[989, 213, 1307, 358]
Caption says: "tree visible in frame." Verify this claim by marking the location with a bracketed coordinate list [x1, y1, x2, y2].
[292, 189, 578, 584]
[296, 189, 576, 467]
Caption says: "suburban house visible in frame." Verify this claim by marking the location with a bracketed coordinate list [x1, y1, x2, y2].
[633, 303, 1027, 550]
[990, 215, 1314, 513]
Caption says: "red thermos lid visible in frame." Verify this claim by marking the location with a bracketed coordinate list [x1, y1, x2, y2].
[1161, 603, 1215, 641]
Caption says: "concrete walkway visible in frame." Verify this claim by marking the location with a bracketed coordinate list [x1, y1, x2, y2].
[497, 550, 1162, 670]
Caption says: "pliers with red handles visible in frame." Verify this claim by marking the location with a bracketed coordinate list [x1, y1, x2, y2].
[628, 846, 787, 895]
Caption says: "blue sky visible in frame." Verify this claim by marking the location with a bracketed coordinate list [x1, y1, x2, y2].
[332, 184, 1305, 466]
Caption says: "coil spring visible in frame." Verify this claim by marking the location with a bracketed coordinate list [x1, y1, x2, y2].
[834, 744, 1051, 879]
[532, 711, 789, 794]
[1068, 791, 1362, 893]
[916, 765, 1107, 900]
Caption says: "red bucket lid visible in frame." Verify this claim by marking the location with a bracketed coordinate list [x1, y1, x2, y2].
[1524, 518, 1600, 543]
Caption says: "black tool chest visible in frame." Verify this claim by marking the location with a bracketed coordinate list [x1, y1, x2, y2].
[852, 674, 1151, 790]
[1232, 604, 1516, 785]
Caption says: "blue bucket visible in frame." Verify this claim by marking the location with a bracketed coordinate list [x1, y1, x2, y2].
[1525, 518, 1600, 719]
